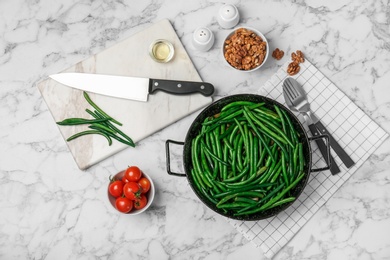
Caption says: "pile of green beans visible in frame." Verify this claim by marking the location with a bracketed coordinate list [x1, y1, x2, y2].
[56, 92, 135, 147]
[190, 100, 305, 217]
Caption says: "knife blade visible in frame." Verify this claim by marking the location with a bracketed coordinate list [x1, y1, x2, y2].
[49, 73, 214, 102]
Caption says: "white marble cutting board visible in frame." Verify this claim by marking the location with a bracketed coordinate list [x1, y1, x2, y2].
[37, 19, 212, 170]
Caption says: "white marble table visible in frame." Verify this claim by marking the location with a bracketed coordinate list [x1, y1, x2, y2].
[1, 1, 390, 259]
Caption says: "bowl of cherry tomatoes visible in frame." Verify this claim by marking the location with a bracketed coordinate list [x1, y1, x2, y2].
[108, 166, 155, 215]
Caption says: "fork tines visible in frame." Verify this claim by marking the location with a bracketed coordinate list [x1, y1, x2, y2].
[283, 78, 299, 101]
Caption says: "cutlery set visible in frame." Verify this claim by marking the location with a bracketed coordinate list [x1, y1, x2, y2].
[282, 77, 355, 174]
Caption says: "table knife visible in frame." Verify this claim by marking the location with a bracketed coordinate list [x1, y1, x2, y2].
[49, 73, 214, 102]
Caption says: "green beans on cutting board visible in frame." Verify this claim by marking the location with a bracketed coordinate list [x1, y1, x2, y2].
[56, 91, 135, 147]
[190, 101, 306, 217]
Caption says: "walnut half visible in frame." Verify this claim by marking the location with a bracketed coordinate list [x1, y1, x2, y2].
[291, 50, 305, 63]
[287, 61, 300, 76]
[272, 48, 284, 60]
[287, 50, 304, 75]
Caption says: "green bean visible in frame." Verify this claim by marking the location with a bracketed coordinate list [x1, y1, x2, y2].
[293, 144, 299, 178]
[217, 202, 252, 209]
[213, 184, 270, 198]
[287, 147, 294, 181]
[230, 134, 241, 176]
[257, 138, 266, 168]
[89, 125, 135, 147]
[235, 197, 259, 204]
[298, 142, 304, 173]
[203, 109, 243, 126]
[216, 193, 238, 207]
[282, 154, 289, 186]
[93, 110, 135, 146]
[191, 139, 207, 189]
[228, 124, 240, 143]
[56, 117, 111, 125]
[191, 168, 205, 190]
[222, 164, 250, 183]
[203, 143, 216, 174]
[236, 135, 244, 171]
[66, 130, 112, 145]
[274, 105, 287, 134]
[245, 107, 293, 148]
[252, 135, 259, 176]
[234, 118, 248, 159]
[253, 108, 281, 121]
[225, 166, 267, 187]
[221, 101, 259, 112]
[213, 128, 224, 177]
[251, 111, 292, 147]
[199, 143, 217, 190]
[281, 109, 299, 145]
[90, 123, 117, 135]
[193, 137, 213, 188]
[242, 109, 274, 162]
[219, 124, 235, 140]
[269, 163, 283, 184]
[222, 141, 229, 180]
[247, 128, 254, 176]
[200, 187, 218, 205]
[212, 179, 228, 193]
[235, 183, 285, 215]
[258, 172, 305, 211]
[234, 191, 265, 198]
[267, 197, 296, 209]
[85, 108, 98, 118]
[257, 145, 277, 184]
[83, 91, 122, 126]
[263, 160, 282, 184]
[201, 140, 229, 167]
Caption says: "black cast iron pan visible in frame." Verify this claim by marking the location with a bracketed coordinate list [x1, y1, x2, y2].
[166, 94, 330, 221]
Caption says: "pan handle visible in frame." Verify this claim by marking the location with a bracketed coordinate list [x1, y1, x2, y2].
[308, 134, 331, 173]
[165, 139, 187, 177]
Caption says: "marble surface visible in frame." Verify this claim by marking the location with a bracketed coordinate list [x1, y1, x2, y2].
[1, 0, 390, 259]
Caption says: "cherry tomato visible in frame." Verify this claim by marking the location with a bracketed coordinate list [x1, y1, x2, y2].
[123, 182, 142, 200]
[134, 194, 148, 210]
[115, 197, 133, 213]
[124, 166, 142, 182]
[138, 177, 151, 193]
[122, 177, 130, 183]
[108, 176, 124, 198]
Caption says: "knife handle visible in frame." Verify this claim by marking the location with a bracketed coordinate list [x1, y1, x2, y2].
[308, 124, 341, 175]
[314, 120, 355, 168]
[149, 79, 214, 97]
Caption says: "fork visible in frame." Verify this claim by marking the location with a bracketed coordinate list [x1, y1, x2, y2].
[283, 78, 355, 174]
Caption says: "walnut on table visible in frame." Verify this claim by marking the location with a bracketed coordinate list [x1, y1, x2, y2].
[287, 61, 301, 76]
[287, 50, 305, 76]
[272, 48, 284, 60]
[291, 50, 305, 63]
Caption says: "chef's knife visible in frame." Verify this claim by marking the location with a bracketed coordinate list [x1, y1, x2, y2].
[49, 73, 214, 102]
